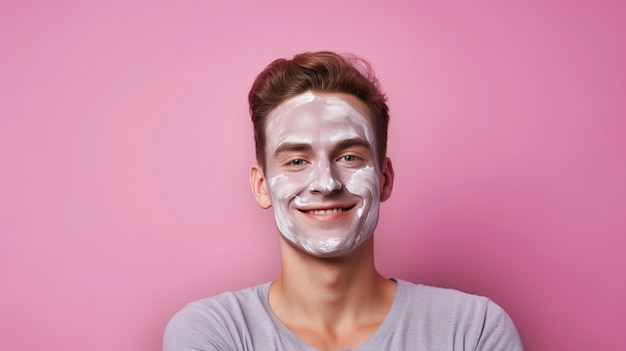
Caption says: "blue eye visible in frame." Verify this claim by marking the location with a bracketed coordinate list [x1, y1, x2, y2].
[289, 159, 306, 166]
[342, 155, 358, 162]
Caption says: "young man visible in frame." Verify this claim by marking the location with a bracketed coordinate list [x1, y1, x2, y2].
[164, 51, 523, 351]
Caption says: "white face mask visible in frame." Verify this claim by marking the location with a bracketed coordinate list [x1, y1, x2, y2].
[264, 91, 381, 257]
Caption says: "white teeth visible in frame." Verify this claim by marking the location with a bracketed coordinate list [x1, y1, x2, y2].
[306, 208, 344, 215]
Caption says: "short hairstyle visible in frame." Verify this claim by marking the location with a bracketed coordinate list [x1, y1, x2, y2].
[248, 51, 389, 170]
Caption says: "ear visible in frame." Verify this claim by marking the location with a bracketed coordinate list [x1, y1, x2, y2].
[379, 157, 394, 202]
[250, 164, 272, 209]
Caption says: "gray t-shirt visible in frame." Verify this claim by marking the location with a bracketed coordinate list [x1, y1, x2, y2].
[163, 279, 523, 350]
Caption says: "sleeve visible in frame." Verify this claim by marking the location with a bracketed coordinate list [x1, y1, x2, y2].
[162, 303, 233, 351]
[475, 300, 524, 351]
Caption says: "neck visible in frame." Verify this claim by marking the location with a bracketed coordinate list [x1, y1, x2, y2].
[270, 235, 395, 331]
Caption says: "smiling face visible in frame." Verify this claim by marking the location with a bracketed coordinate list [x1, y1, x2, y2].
[260, 91, 382, 257]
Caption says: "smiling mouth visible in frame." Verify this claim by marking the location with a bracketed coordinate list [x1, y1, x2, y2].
[299, 205, 355, 215]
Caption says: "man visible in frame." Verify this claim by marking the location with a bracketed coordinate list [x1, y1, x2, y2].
[164, 51, 523, 350]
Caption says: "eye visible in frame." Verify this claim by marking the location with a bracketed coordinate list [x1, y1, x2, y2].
[287, 159, 307, 167]
[336, 153, 368, 168]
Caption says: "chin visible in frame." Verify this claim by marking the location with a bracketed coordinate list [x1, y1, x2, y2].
[300, 235, 364, 258]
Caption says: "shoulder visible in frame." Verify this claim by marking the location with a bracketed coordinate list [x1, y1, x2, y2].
[163, 283, 271, 351]
[399, 279, 489, 308]
[393, 280, 524, 350]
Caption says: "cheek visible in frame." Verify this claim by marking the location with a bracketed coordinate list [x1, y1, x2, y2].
[269, 172, 310, 203]
[345, 167, 380, 200]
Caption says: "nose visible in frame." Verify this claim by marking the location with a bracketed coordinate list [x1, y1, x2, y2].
[308, 162, 342, 195]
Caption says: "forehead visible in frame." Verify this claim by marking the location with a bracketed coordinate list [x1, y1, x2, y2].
[309, 91, 373, 121]
[264, 91, 375, 147]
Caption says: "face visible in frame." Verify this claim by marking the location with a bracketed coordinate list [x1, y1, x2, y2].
[261, 91, 382, 257]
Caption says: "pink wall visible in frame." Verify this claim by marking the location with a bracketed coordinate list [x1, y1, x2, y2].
[2, 1, 624, 350]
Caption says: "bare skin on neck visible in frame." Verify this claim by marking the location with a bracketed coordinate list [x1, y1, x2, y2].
[269, 235, 397, 351]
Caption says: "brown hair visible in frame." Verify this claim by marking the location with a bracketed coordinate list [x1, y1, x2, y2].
[248, 51, 389, 170]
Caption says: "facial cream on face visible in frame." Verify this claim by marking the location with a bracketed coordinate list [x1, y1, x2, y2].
[263, 91, 381, 257]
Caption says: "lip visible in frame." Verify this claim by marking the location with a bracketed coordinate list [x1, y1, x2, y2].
[298, 204, 356, 214]
[295, 204, 356, 222]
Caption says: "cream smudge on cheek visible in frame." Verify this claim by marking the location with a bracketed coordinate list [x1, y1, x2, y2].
[268, 173, 301, 234]
[345, 166, 380, 237]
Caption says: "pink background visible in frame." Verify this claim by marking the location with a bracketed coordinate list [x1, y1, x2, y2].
[2, 1, 625, 350]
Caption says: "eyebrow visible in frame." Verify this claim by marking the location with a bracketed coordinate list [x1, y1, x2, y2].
[273, 142, 313, 157]
[333, 137, 372, 152]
